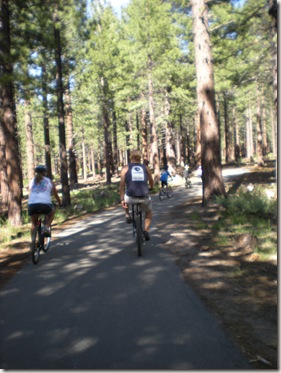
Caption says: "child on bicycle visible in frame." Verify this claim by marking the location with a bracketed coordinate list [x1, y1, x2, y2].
[160, 165, 171, 188]
[28, 165, 61, 238]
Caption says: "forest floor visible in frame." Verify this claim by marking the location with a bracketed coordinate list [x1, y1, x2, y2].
[0, 161, 278, 369]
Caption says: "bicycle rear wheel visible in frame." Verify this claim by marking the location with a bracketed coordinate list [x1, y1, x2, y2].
[42, 227, 51, 252]
[167, 187, 172, 198]
[159, 189, 165, 201]
[135, 215, 143, 256]
[31, 228, 40, 264]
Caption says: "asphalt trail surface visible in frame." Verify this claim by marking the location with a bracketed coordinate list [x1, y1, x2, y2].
[0, 173, 252, 369]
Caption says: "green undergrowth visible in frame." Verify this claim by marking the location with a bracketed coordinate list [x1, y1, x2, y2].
[0, 182, 121, 248]
[212, 185, 277, 260]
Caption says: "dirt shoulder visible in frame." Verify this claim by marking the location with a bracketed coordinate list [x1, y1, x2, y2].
[155, 164, 277, 369]
[0, 163, 277, 369]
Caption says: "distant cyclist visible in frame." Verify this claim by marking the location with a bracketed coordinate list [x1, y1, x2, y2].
[119, 150, 154, 241]
[28, 165, 61, 238]
[183, 164, 189, 182]
[160, 165, 171, 188]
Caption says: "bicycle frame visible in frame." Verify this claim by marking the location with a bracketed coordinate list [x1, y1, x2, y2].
[159, 184, 172, 200]
[31, 213, 51, 264]
[131, 203, 145, 257]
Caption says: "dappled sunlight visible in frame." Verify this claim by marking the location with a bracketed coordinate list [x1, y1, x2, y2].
[1, 173, 270, 369]
[68, 337, 98, 354]
[36, 282, 66, 296]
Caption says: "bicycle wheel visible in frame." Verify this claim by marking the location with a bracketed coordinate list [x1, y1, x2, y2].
[159, 189, 165, 201]
[31, 228, 40, 264]
[135, 215, 143, 257]
[167, 187, 172, 198]
[42, 227, 51, 252]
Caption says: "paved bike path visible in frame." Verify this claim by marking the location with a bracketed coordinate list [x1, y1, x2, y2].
[0, 178, 251, 369]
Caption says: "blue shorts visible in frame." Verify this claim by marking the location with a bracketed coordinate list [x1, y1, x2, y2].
[28, 203, 53, 216]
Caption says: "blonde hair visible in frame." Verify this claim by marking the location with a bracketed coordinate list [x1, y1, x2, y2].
[130, 150, 141, 162]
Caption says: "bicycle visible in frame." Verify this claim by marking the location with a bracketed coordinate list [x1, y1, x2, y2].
[185, 177, 192, 188]
[159, 184, 172, 200]
[30, 212, 51, 264]
[130, 201, 145, 257]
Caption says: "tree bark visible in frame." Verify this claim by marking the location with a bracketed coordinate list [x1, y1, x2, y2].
[65, 78, 78, 184]
[24, 99, 34, 181]
[1, 0, 22, 225]
[164, 89, 176, 173]
[141, 105, 148, 162]
[191, 0, 226, 205]
[53, 5, 71, 205]
[255, 83, 264, 166]
[41, 64, 52, 179]
[148, 56, 160, 183]
[246, 106, 254, 161]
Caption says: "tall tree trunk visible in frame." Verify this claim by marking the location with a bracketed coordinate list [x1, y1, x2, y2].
[191, 0, 226, 205]
[270, 104, 276, 157]
[255, 83, 264, 166]
[1, 0, 22, 225]
[81, 127, 87, 181]
[224, 93, 230, 163]
[233, 107, 240, 163]
[102, 103, 112, 184]
[90, 144, 96, 180]
[164, 89, 176, 173]
[0, 108, 9, 208]
[41, 64, 52, 179]
[53, 5, 71, 205]
[125, 120, 130, 163]
[268, 0, 277, 177]
[112, 109, 118, 173]
[141, 97, 148, 162]
[24, 99, 34, 181]
[175, 129, 181, 166]
[246, 106, 254, 161]
[261, 88, 268, 155]
[65, 78, 78, 184]
[148, 56, 160, 183]
[195, 110, 201, 165]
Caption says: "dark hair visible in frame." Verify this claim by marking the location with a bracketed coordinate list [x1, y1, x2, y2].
[34, 165, 47, 184]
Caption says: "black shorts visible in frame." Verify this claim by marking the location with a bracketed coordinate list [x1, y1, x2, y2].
[28, 203, 53, 216]
[161, 180, 168, 188]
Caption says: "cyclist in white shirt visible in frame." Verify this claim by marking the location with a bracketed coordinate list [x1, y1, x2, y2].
[28, 165, 61, 237]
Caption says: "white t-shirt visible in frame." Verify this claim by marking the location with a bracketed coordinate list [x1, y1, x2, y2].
[28, 177, 53, 205]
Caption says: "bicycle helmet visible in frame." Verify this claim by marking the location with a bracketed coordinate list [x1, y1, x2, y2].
[164, 164, 168, 170]
[35, 165, 47, 173]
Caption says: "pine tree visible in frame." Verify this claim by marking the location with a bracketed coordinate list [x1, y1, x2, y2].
[0, 0, 23, 225]
[191, 0, 226, 205]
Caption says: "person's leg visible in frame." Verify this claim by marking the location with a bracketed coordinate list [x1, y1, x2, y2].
[143, 198, 152, 240]
[30, 214, 38, 238]
[124, 196, 132, 223]
[144, 210, 152, 231]
[45, 209, 55, 228]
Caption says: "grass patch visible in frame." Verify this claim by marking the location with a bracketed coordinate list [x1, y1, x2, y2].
[213, 185, 277, 260]
[0, 182, 121, 248]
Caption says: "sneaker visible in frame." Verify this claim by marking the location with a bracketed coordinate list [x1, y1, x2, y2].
[126, 215, 132, 224]
[42, 227, 51, 237]
[143, 230, 150, 241]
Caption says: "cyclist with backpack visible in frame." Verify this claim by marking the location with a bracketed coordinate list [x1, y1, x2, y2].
[119, 150, 154, 241]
